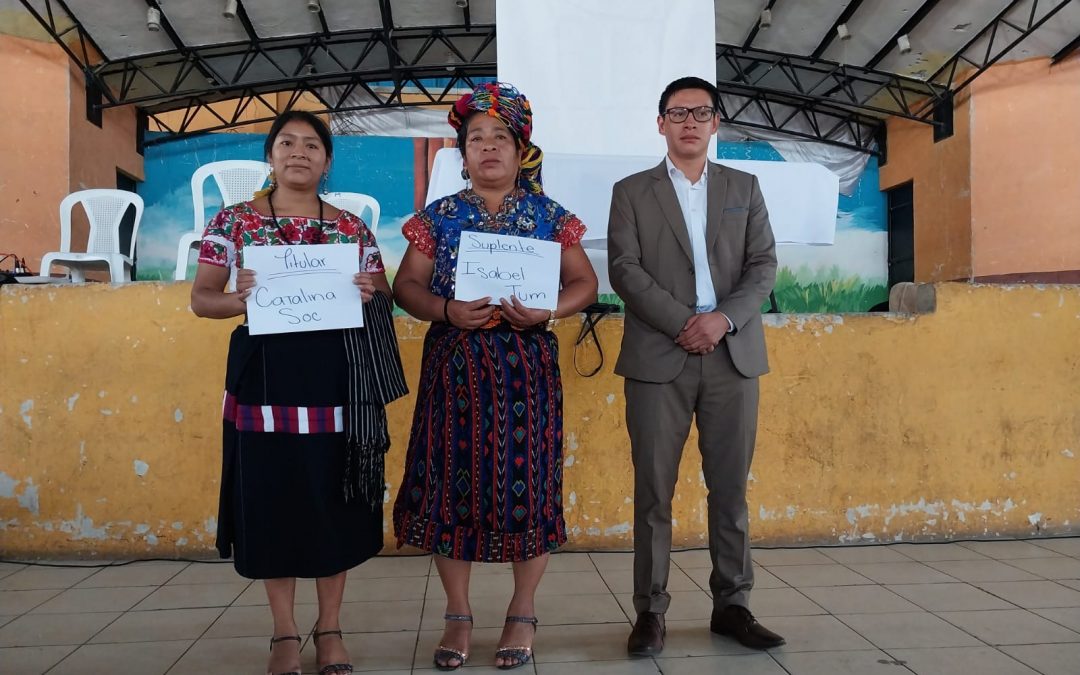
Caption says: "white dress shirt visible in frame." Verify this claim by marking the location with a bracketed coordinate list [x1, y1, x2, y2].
[666, 156, 717, 311]
[665, 156, 734, 333]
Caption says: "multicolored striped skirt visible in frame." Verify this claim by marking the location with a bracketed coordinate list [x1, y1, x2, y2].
[393, 322, 567, 562]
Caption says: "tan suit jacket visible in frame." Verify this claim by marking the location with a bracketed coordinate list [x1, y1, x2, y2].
[607, 160, 777, 382]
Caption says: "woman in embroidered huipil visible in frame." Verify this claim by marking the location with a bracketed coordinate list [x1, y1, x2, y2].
[392, 83, 598, 670]
[191, 111, 405, 675]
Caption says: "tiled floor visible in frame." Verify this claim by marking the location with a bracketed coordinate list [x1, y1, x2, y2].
[1, 538, 1079, 674]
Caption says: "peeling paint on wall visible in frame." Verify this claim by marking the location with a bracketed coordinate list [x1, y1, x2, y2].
[832, 496, 1039, 543]
[604, 522, 631, 536]
[3, 282, 1080, 556]
[0, 472, 17, 499]
[0, 475, 40, 517]
[16, 481, 39, 516]
[19, 400, 32, 429]
[58, 505, 108, 540]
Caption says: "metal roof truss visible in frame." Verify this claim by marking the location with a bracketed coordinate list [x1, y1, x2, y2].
[17, 0, 1080, 155]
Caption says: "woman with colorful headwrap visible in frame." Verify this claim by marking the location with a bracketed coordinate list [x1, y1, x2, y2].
[392, 82, 598, 670]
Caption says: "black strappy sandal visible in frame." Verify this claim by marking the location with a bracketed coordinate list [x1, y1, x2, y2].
[434, 613, 473, 671]
[311, 629, 353, 675]
[495, 615, 538, 670]
[266, 634, 301, 675]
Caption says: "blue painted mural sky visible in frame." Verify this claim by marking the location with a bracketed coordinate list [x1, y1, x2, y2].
[139, 132, 887, 311]
[139, 132, 416, 281]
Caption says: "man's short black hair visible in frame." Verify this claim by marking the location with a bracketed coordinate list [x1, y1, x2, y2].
[658, 76, 720, 116]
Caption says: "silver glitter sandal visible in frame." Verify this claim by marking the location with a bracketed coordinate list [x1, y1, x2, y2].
[434, 613, 473, 671]
[494, 615, 538, 670]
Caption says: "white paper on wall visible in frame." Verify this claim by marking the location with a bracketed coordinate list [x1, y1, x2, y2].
[496, 0, 717, 158]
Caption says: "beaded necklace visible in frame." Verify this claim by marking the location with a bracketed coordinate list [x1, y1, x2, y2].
[266, 190, 324, 244]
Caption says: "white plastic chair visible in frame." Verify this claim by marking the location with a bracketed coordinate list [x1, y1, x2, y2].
[40, 189, 144, 283]
[174, 160, 271, 280]
[322, 191, 381, 238]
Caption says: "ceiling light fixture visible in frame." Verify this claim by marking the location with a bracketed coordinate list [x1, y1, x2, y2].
[307, 0, 322, 12]
[223, 0, 237, 19]
[759, 9, 772, 29]
[147, 6, 161, 32]
[837, 23, 851, 41]
[897, 34, 912, 54]
[444, 50, 459, 72]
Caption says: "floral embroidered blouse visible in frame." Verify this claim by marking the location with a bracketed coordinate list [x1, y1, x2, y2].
[198, 201, 384, 273]
[402, 188, 586, 299]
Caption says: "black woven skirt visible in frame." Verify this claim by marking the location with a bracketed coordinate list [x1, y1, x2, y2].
[215, 325, 383, 579]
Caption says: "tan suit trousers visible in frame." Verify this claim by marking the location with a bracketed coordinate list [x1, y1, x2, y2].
[626, 340, 757, 614]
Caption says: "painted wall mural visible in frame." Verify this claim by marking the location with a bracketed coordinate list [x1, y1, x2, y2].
[716, 142, 888, 313]
[138, 133, 886, 313]
[138, 132, 417, 283]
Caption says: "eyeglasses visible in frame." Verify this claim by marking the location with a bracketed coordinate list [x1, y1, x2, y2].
[662, 106, 716, 123]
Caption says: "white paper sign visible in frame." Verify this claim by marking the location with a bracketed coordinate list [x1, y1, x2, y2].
[244, 243, 362, 335]
[454, 232, 561, 311]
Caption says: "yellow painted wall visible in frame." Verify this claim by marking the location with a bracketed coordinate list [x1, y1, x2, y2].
[2, 282, 1078, 558]
[68, 68, 144, 191]
[0, 32, 142, 275]
[0, 33, 71, 273]
[969, 57, 1080, 277]
[879, 91, 973, 283]
[881, 56, 1080, 281]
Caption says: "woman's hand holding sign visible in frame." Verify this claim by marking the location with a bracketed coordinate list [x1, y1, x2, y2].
[235, 268, 257, 310]
[447, 297, 495, 329]
[499, 295, 550, 330]
[353, 272, 376, 303]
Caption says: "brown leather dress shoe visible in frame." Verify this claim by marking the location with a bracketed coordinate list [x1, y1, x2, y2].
[710, 605, 785, 650]
[627, 611, 666, 656]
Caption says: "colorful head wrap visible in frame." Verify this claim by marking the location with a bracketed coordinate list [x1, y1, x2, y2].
[448, 82, 544, 194]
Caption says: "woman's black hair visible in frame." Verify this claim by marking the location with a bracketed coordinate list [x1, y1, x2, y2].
[264, 110, 334, 159]
[455, 112, 522, 158]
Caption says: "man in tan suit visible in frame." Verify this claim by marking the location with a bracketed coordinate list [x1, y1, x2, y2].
[608, 76, 783, 655]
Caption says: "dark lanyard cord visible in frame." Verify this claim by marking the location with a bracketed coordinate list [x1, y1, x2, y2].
[574, 302, 620, 377]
